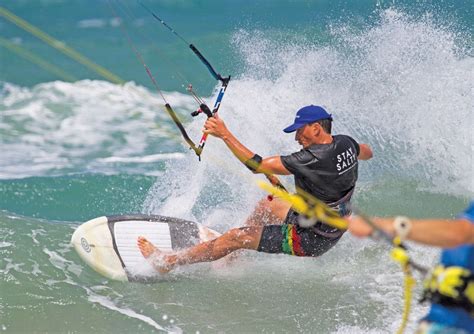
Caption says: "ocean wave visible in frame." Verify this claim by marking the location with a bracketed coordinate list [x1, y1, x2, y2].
[0, 80, 194, 178]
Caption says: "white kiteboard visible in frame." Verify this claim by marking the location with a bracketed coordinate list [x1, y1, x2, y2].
[71, 214, 221, 281]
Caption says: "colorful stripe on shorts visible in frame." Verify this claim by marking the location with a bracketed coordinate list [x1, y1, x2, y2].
[281, 224, 305, 256]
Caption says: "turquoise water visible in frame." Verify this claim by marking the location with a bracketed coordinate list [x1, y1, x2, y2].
[1, 0, 473, 333]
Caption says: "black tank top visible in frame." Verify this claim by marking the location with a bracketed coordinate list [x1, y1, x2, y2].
[281, 135, 360, 203]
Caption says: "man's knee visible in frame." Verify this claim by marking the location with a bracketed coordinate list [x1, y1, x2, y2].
[249, 198, 290, 225]
[224, 227, 263, 250]
[253, 198, 274, 215]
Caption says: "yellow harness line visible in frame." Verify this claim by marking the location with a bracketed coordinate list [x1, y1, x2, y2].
[257, 181, 417, 334]
[0, 6, 125, 84]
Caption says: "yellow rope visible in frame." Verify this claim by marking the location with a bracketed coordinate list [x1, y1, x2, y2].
[398, 266, 416, 334]
[0, 6, 125, 84]
[391, 244, 416, 334]
[0, 37, 77, 82]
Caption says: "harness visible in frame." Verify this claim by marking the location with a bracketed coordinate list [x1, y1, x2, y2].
[421, 265, 474, 315]
[309, 187, 354, 238]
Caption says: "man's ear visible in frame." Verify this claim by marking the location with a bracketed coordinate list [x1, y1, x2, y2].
[312, 123, 321, 136]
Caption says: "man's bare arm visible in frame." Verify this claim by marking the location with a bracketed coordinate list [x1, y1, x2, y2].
[349, 216, 474, 248]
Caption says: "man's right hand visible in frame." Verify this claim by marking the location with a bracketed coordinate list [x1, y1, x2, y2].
[203, 113, 229, 139]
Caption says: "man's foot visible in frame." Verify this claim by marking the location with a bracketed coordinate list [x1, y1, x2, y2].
[137, 236, 172, 274]
[137, 236, 157, 258]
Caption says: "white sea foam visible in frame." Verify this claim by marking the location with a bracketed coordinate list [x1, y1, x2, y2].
[87, 294, 173, 332]
[228, 9, 473, 195]
[98, 152, 185, 163]
[77, 18, 107, 29]
[0, 80, 193, 178]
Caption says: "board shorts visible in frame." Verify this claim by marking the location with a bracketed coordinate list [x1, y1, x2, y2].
[257, 209, 345, 257]
[416, 321, 471, 334]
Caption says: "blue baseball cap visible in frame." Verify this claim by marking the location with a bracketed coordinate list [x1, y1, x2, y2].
[283, 105, 332, 133]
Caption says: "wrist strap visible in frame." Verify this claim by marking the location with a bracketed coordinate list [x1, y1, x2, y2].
[245, 154, 262, 172]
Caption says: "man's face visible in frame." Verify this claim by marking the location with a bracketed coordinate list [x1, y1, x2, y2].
[295, 124, 314, 148]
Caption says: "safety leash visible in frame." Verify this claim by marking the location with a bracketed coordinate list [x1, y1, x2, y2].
[390, 237, 417, 334]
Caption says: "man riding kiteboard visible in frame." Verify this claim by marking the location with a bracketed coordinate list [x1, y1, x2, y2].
[138, 105, 373, 272]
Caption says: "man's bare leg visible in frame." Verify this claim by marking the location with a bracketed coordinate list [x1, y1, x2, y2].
[138, 226, 264, 273]
[218, 197, 290, 264]
[245, 197, 291, 227]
